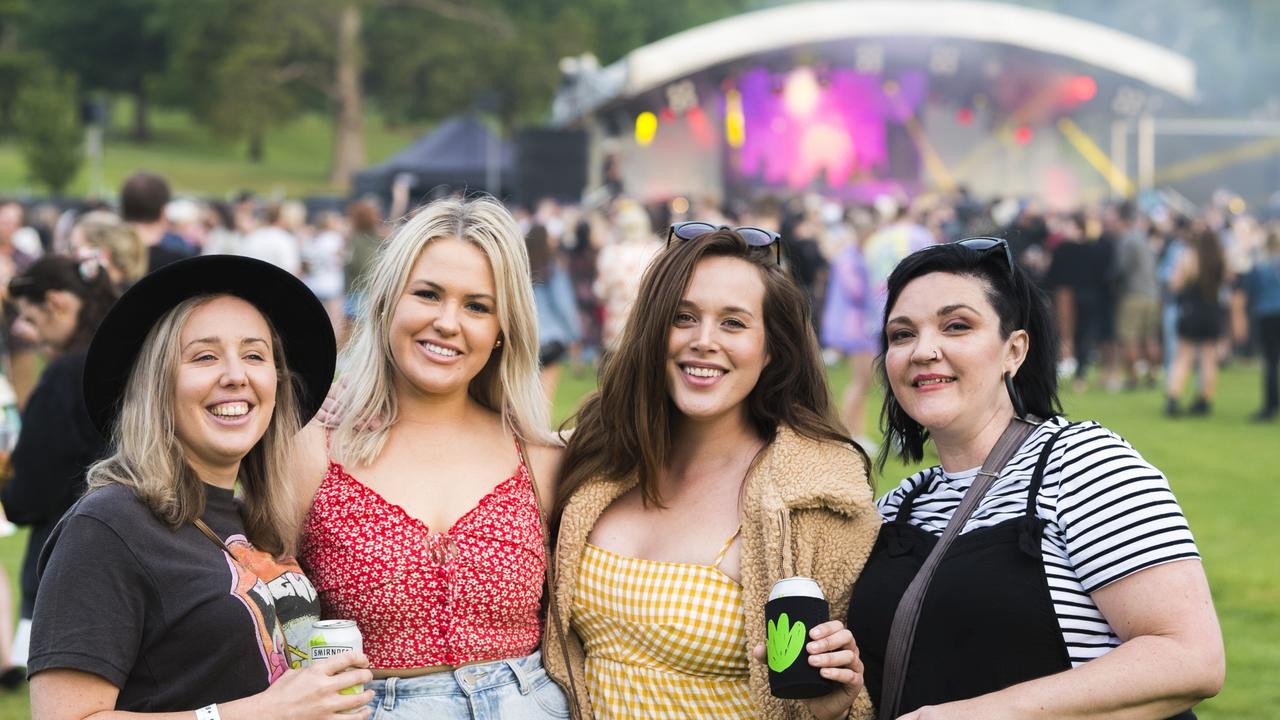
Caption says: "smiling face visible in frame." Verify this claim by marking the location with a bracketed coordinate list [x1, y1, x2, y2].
[666, 256, 769, 427]
[388, 237, 501, 401]
[883, 271, 1027, 439]
[173, 295, 277, 484]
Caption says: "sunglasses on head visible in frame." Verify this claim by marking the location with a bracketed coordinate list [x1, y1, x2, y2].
[929, 236, 1016, 272]
[667, 221, 783, 264]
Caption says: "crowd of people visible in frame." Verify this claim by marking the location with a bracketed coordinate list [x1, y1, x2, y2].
[0, 168, 1252, 718]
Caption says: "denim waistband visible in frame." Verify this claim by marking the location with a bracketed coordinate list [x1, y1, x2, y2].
[369, 650, 546, 707]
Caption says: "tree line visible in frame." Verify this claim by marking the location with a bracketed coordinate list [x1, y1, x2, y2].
[1, 0, 1275, 194]
[0, 0, 749, 192]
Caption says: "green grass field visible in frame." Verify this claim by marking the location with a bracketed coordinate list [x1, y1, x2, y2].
[0, 364, 1273, 717]
[0, 106, 424, 198]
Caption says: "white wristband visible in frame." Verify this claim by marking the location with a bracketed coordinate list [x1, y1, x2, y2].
[195, 704, 221, 720]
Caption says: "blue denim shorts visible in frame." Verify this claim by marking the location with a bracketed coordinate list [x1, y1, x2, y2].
[368, 650, 570, 719]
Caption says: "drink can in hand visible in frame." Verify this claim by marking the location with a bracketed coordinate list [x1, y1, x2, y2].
[309, 620, 364, 709]
[765, 576, 832, 699]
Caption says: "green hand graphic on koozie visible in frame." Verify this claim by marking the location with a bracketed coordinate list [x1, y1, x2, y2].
[766, 612, 807, 672]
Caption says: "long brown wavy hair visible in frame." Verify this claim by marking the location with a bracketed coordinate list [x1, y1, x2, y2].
[555, 230, 865, 520]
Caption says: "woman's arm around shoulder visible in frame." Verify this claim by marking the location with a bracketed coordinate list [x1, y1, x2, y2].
[524, 440, 564, 513]
[288, 421, 333, 527]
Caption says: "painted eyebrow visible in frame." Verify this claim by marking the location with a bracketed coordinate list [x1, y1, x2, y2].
[409, 279, 496, 302]
[886, 304, 982, 327]
[676, 299, 757, 318]
[183, 337, 270, 351]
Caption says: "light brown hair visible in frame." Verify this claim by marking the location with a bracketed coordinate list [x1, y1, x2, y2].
[86, 295, 302, 556]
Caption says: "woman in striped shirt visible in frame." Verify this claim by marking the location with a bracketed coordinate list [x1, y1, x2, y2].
[846, 238, 1224, 719]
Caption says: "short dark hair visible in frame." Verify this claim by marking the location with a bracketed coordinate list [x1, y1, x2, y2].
[120, 172, 171, 223]
[876, 241, 1061, 469]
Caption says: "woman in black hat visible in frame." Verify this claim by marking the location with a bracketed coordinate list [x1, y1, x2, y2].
[27, 255, 374, 719]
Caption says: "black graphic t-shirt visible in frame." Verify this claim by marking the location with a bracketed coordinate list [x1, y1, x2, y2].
[29, 482, 319, 711]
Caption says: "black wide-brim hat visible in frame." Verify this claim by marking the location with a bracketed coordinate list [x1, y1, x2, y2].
[84, 255, 336, 436]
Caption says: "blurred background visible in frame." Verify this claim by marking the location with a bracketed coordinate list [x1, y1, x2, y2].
[0, 0, 1277, 717]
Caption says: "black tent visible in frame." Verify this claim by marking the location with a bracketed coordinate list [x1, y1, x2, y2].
[352, 114, 515, 202]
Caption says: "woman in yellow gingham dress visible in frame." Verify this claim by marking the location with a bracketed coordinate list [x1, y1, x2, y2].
[543, 229, 880, 720]
[574, 528, 752, 717]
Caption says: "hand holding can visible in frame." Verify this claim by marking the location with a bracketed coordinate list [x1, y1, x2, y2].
[765, 576, 833, 699]
[310, 620, 366, 711]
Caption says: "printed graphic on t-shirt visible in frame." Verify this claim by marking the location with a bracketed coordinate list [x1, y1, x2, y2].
[222, 535, 319, 675]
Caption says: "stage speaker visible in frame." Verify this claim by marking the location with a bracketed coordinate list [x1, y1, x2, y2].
[516, 129, 588, 204]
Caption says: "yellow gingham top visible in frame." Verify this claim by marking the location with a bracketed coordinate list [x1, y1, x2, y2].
[571, 528, 752, 718]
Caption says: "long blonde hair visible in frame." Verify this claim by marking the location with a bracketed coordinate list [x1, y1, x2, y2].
[86, 294, 302, 556]
[333, 195, 554, 466]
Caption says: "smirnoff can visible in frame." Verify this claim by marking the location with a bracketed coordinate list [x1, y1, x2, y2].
[309, 619, 364, 708]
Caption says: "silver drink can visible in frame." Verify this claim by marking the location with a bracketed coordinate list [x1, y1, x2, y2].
[309, 620, 364, 707]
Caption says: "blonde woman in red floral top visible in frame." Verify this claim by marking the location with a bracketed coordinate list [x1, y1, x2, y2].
[292, 197, 571, 719]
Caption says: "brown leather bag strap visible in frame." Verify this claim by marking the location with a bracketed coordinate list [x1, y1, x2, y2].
[876, 416, 1041, 720]
[517, 437, 584, 720]
[193, 518, 235, 558]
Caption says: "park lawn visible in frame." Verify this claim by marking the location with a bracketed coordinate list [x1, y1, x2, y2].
[0, 364, 1273, 717]
[0, 106, 425, 198]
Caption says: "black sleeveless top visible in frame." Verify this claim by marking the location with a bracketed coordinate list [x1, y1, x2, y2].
[847, 424, 1195, 719]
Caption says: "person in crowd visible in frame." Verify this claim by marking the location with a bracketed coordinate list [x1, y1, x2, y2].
[241, 201, 304, 276]
[821, 228, 879, 450]
[2, 257, 117, 678]
[302, 210, 348, 337]
[846, 238, 1223, 719]
[0, 200, 44, 407]
[1046, 211, 1103, 389]
[1113, 202, 1162, 389]
[595, 200, 661, 351]
[165, 198, 207, 250]
[341, 197, 384, 341]
[1165, 226, 1227, 416]
[545, 227, 879, 720]
[1156, 214, 1192, 378]
[200, 201, 243, 257]
[0, 202, 42, 261]
[526, 224, 581, 403]
[564, 218, 603, 369]
[119, 172, 197, 272]
[28, 255, 372, 717]
[1234, 227, 1280, 422]
[295, 196, 571, 718]
[69, 211, 148, 290]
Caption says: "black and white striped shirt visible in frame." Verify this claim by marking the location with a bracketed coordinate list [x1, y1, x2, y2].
[877, 416, 1200, 666]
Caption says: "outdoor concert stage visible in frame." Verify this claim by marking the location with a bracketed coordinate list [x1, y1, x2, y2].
[552, 1, 1197, 208]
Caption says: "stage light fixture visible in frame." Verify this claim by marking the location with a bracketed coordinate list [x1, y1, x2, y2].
[725, 88, 746, 148]
[1068, 75, 1097, 103]
[784, 67, 821, 117]
[635, 111, 657, 146]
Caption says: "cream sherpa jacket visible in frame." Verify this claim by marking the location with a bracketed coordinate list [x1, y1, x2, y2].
[541, 426, 880, 720]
